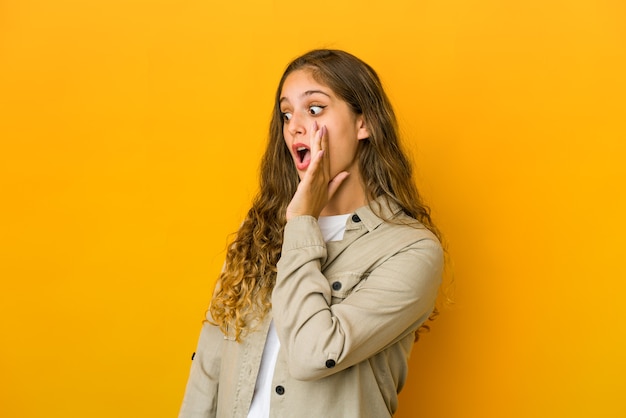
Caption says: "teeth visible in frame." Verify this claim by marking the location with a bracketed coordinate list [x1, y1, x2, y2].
[297, 147, 307, 151]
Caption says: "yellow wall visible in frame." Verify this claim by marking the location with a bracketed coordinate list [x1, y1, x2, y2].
[1, 1, 624, 417]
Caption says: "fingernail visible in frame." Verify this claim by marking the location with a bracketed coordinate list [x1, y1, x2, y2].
[313, 121, 318, 130]
[321, 126, 327, 136]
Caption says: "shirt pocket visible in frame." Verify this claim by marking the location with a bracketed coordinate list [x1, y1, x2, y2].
[326, 271, 368, 305]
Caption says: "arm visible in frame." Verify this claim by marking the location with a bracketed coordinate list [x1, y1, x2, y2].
[178, 315, 223, 418]
[272, 215, 443, 381]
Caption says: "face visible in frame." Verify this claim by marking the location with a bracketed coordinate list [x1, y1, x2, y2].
[279, 69, 369, 180]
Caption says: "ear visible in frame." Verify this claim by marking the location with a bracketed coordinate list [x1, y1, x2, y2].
[356, 115, 370, 141]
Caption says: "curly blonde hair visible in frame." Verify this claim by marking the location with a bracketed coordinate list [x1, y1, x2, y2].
[210, 49, 444, 341]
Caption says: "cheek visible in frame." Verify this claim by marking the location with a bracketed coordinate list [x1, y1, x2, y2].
[327, 141, 349, 170]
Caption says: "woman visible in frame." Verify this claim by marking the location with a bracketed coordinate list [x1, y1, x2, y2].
[179, 49, 444, 418]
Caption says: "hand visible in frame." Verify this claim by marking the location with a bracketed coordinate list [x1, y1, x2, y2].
[286, 122, 350, 221]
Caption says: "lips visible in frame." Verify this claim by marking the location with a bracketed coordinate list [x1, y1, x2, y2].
[292, 143, 311, 170]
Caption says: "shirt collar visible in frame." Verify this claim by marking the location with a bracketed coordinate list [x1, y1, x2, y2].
[350, 196, 404, 232]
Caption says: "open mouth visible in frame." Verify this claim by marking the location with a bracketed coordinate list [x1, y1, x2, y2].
[297, 146, 310, 163]
[293, 144, 311, 170]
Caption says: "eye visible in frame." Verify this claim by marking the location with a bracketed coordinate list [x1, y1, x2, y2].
[309, 105, 326, 116]
[281, 112, 292, 122]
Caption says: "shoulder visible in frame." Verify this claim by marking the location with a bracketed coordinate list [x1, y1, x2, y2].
[375, 216, 443, 263]
[342, 208, 443, 276]
[359, 201, 441, 251]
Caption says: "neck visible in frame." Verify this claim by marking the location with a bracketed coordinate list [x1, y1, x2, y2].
[320, 172, 367, 216]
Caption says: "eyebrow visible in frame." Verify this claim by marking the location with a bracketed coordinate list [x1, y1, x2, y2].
[279, 89, 331, 104]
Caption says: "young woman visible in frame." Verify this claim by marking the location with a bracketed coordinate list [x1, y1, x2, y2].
[179, 49, 444, 418]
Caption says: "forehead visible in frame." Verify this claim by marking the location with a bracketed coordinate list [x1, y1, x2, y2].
[279, 69, 335, 101]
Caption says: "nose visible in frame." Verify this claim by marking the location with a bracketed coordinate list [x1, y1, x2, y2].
[287, 112, 306, 137]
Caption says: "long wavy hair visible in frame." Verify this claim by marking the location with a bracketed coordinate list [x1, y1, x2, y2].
[210, 49, 444, 341]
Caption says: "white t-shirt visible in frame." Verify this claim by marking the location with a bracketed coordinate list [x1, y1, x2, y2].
[246, 214, 350, 418]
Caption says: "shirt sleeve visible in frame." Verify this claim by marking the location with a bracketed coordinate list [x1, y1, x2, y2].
[272, 215, 443, 381]
[178, 316, 223, 418]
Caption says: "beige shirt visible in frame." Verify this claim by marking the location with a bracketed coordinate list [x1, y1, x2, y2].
[179, 200, 444, 418]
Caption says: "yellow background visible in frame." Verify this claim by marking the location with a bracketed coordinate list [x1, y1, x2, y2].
[1, 0, 625, 417]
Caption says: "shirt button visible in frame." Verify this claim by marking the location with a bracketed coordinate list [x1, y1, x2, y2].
[275, 385, 285, 395]
[351, 214, 361, 222]
[325, 359, 336, 368]
[332, 281, 342, 291]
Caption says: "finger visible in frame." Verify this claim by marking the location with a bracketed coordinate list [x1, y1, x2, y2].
[310, 121, 320, 156]
[320, 125, 330, 179]
[305, 149, 325, 183]
[315, 125, 323, 164]
[327, 171, 350, 199]
[304, 123, 324, 182]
